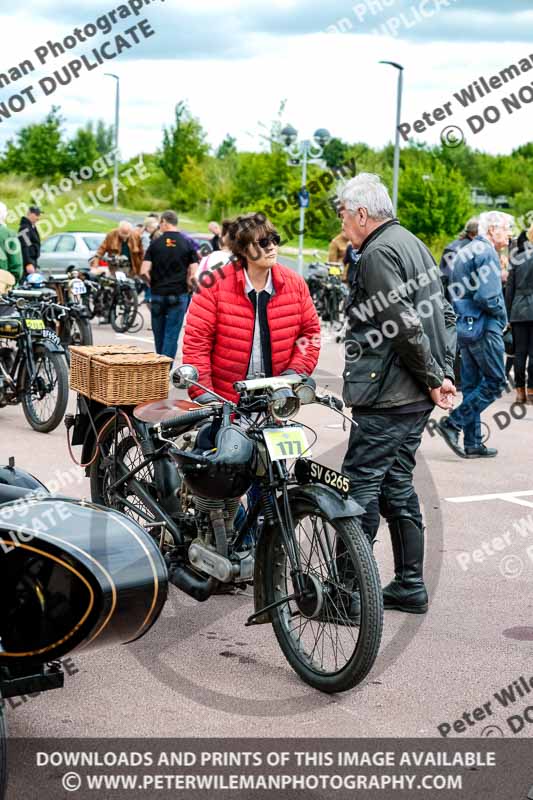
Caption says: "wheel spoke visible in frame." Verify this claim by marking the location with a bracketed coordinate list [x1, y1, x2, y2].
[270, 508, 377, 681]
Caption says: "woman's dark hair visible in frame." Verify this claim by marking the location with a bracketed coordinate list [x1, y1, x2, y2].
[227, 212, 277, 264]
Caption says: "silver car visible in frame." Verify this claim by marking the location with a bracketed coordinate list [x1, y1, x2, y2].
[39, 232, 106, 275]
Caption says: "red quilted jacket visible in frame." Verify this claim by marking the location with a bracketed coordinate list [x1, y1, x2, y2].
[182, 262, 321, 402]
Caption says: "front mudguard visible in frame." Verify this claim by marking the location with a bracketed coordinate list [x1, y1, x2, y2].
[33, 335, 65, 355]
[252, 484, 365, 625]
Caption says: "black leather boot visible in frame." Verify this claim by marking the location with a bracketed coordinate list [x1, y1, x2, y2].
[382, 517, 428, 614]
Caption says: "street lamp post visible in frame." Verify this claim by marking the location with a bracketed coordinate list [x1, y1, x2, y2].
[280, 126, 331, 276]
[105, 73, 120, 210]
[379, 61, 404, 215]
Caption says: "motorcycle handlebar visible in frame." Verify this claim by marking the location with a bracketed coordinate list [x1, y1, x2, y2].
[152, 407, 214, 436]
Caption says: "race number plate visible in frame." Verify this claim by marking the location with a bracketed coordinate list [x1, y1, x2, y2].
[71, 279, 86, 295]
[26, 318, 45, 330]
[295, 459, 351, 497]
[263, 426, 311, 461]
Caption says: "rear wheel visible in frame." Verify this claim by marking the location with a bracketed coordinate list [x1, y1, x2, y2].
[21, 347, 69, 433]
[264, 500, 383, 693]
[110, 286, 139, 333]
[90, 418, 157, 527]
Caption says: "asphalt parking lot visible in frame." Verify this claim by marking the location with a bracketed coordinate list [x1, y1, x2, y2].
[4, 314, 533, 740]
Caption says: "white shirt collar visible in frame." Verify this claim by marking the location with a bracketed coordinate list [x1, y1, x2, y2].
[244, 268, 273, 295]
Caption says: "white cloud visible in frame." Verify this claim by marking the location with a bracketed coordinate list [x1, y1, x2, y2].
[0, 2, 531, 162]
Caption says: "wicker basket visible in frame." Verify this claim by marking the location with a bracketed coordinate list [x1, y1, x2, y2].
[69, 345, 172, 406]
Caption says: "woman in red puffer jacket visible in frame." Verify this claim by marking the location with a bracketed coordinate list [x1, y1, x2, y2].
[182, 213, 321, 403]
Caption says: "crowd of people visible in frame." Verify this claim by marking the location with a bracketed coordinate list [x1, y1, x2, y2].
[1, 175, 532, 622]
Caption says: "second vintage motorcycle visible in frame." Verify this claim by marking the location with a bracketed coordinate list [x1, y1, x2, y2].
[68, 368, 384, 694]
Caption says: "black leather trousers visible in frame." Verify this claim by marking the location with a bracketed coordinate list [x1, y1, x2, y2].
[342, 409, 432, 541]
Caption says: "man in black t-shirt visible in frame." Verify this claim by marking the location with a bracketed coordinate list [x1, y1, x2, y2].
[140, 210, 198, 360]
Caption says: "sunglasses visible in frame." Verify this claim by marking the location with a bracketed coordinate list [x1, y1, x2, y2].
[256, 233, 281, 249]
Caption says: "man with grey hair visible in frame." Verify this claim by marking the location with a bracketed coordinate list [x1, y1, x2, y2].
[0, 201, 23, 284]
[92, 219, 144, 275]
[437, 210, 510, 459]
[339, 173, 457, 615]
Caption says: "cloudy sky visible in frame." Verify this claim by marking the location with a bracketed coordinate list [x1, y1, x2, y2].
[0, 0, 532, 159]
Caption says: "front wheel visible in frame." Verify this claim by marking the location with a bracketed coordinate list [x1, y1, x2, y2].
[63, 315, 93, 348]
[21, 347, 69, 433]
[264, 500, 383, 693]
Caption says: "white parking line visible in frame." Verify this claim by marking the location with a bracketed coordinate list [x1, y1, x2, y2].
[446, 490, 533, 509]
[115, 333, 155, 345]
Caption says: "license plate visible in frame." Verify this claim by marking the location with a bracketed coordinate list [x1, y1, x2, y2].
[42, 329, 62, 346]
[263, 426, 311, 461]
[295, 459, 351, 496]
[71, 280, 86, 295]
[26, 319, 45, 330]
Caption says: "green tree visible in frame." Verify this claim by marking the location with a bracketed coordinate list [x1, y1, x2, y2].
[94, 120, 115, 155]
[322, 138, 349, 169]
[398, 161, 472, 243]
[0, 106, 67, 178]
[159, 101, 209, 183]
[64, 125, 100, 173]
[216, 135, 237, 159]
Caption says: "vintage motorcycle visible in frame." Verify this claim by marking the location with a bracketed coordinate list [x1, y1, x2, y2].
[0, 458, 168, 800]
[81, 255, 141, 333]
[68, 367, 384, 693]
[43, 272, 94, 348]
[0, 292, 69, 433]
[307, 258, 348, 328]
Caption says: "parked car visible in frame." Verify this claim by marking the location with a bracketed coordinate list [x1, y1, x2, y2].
[38, 232, 106, 276]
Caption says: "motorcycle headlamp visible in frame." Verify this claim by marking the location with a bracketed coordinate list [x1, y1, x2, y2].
[269, 387, 300, 421]
[294, 383, 316, 405]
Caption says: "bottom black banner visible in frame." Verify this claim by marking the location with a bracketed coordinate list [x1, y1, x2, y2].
[4, 738, 533, 799]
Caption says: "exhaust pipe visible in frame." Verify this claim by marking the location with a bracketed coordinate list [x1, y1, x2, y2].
[169, 564, 219, 602]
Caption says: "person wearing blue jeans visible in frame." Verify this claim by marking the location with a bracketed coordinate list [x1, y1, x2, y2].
[151, 294, 191, 360]
[140, 210, 198, 362]
[437, 211, 513, 458]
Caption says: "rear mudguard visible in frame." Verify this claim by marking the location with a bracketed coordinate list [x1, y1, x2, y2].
[79, 404, 120, 473]
[252, 484, 365, 624]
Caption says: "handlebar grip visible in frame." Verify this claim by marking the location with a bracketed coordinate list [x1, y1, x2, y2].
[155, 407, 214, 434]
[331, 396, 344, 412]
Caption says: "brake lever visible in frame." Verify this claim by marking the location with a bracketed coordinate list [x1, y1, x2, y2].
[316, 393, 358, 430]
